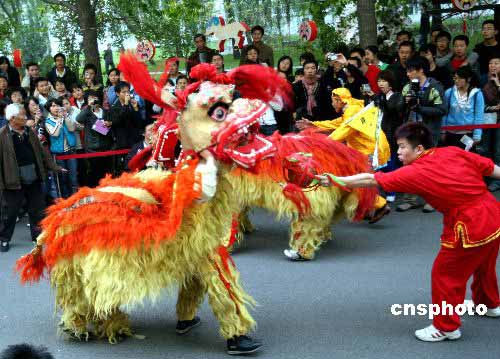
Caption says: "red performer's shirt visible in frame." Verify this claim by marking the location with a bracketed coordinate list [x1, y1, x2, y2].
[374, 147, 500, 249]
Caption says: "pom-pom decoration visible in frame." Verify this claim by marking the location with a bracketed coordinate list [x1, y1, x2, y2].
[298, 20, 318, 42]
[136, 40, 156, 62]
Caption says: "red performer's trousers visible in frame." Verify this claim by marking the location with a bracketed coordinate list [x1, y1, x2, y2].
[432, 238, 500, 332]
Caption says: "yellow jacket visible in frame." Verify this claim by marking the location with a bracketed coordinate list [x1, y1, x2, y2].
[312, 102, 391, 167]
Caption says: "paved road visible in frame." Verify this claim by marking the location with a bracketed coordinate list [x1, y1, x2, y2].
[1, 200, 499, 359]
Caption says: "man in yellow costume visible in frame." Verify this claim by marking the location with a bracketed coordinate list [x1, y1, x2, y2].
[296, 87, 391, 223]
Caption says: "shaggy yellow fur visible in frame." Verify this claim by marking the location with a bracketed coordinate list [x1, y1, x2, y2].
[49, 167, 257, 342]
[227, 170, 360, 259]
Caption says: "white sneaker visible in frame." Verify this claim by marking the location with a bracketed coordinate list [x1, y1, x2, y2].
[283, 249, 309, 261]
[386, 195, 396, 203]
[485, 306, 500, 317]
[415, 324, 461, 342]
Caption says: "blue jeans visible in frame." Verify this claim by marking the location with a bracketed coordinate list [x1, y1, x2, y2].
[55, 152, 78, 198]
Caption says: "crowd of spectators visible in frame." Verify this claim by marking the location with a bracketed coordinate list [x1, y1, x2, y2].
[0, 21, 499, 251]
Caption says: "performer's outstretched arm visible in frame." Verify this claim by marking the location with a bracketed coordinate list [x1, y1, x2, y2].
[336, 173, 377, 188]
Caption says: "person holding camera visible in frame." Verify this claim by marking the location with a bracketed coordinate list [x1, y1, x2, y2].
[82, 63, 104, 99]
[110, 81, 142, 150]
[76, 90, 113, 187]
[44, 97, 78, 198]
[399, 56, 446, 213]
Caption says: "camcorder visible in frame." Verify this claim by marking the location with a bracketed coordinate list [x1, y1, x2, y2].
[407, 79, 423, 108]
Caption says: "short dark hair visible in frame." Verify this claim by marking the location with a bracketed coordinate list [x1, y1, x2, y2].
[83, 63, 98, 73]
[365, 45, 379, 56]
[419, 43, 437, 57]
[299, 52, 316, 63]
[25, 62, 39, 70]
[395, 122, 434, 150]
[482, 19, 496, 29]
[302, 60, 318, 69]
[44, 97, 63, 112]
[377, 70, 397, 90]
[396, 30, 412, 39]
[0, 56, 11, 66]
[0, 344, 54, 359]
[245, 44, 260, 55]
[436, 30, 451, 42]
[0, 74, 7, 82]
[295, 68, 304, 76]
[454, 65, 480, 89]
[251, 25, 265, 35]
[399, 40, 415, 52]
[6, 86, 27, 99]
[212, 53, 224, 61]
[350, 47, 366, 58]
[347, 56, 362, 68]
[84, 89, 102, 103]
[453, 34, 469, 46]
[70, 83, 83, 92]
[34, 77, 49, 88]
[53, 52, 66, 62]
[194, 33, 206, 42]
[176, 74, 188, 82]
[406, 55, 430, 74]
[54, 78, 66, 86]
[114, 81, 130, 94]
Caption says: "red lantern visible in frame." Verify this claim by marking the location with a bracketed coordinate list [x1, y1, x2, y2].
[13, 49, 22, 68]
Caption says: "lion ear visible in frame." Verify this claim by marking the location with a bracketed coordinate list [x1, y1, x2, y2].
[161, 90, 179, 110]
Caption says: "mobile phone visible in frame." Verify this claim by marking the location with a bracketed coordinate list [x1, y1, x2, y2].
[361, 84, 371, 93]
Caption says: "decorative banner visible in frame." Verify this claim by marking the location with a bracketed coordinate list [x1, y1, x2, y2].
[136, 40, 156, 62]
[206, 16, 250, 52]
[299, 20, 318, 42]
[451, 0, 477, 11]
[13, 49, 22, 68]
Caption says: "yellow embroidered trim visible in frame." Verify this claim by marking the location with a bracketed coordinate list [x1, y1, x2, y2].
[454, 221, 500, 248]
[97, 186, 159, 204]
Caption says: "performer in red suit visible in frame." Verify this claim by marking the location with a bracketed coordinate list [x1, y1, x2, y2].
[333, 122, 500, 342]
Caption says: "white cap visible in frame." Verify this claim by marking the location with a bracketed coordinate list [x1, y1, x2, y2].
[5, 103, 23, 120]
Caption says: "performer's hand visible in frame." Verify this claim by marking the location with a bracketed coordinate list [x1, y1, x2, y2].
[296, 118, 314, 130]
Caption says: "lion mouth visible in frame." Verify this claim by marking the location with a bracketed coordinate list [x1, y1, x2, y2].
[213, 100, 276, 168]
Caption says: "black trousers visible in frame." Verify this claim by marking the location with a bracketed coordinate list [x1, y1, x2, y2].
[0, 181, 46, 243]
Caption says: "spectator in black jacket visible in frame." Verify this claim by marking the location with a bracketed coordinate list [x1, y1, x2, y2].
[76, 90, 113, 186]
[419, 43, 454, 90]
[292, 60, 323, 121]
[387, 41, 415, 91]
[110, 81, 142, 149]
[46, 53, 78, 90]
[125, 123, 154, 170]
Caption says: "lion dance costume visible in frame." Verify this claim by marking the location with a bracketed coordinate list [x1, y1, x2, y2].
[16, 55, 378, 354]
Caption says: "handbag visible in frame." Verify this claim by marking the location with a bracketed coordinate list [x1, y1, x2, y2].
[19, 163, 38, 185]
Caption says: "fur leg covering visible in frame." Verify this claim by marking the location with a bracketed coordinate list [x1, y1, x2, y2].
[289, 217, 330, 260]
[94, 309, 132, 344]
[203, 250, 256, 339]
[176, 276, 207, 321]
[238, 207, 255, 234]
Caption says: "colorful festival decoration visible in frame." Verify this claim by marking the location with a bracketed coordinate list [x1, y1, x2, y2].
[298, 20, 318, 42]
[451, 0, 477, 11]
[13, 49, 22, 68]
[136, 40, 156, 62]
[205, 16, 250, 52]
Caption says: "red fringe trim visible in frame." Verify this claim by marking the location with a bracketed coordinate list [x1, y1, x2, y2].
[282, 183, 311, 217]
[15, 249, 46, 284]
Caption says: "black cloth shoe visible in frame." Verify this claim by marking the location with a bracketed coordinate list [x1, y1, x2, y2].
[175, 316, 201, 335]
[0, 241, 9, 252]
[227, 335, 262, 355]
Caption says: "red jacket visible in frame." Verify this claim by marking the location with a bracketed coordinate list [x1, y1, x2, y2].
[375, 147, 499, 248]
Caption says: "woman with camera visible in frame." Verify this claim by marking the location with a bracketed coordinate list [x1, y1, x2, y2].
[44, 98, 78, 198]
[441, 66, 485, 149]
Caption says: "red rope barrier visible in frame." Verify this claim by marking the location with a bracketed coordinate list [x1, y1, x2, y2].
[441, 124, 500, 131]
[55, 149, 130, 160]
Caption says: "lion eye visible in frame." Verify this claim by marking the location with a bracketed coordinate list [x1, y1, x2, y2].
[210, 106, 228, 122]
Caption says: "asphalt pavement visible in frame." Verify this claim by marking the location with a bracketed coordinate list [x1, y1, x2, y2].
[1, 198, 499, 359]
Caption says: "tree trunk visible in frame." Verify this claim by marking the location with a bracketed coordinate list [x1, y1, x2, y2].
[357, 0, 377, 47]
[76, 0, 102, 82]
